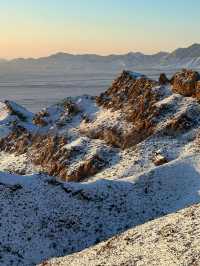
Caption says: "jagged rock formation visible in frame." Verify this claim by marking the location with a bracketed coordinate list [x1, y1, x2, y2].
[86, 71, 159, 148]
[0, 98, 111, 181]
[0, 69, 200, 181]
[1, 69, 200, 265]
[159, 73, 169, 85]
[171, 69, 200, 97]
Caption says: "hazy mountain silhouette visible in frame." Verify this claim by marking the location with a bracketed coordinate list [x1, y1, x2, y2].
[1, 44, 200, 74]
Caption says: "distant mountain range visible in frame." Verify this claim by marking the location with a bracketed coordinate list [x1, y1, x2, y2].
[1, 43, 200, 74]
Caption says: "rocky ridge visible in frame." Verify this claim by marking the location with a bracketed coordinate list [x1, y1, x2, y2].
[0, 68, 200, 180]
[1, 69, 200, 265]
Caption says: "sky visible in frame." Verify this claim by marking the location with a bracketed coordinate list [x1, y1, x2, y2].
[0, 0, 200, 59]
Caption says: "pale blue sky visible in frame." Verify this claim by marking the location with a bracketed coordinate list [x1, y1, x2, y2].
[0, 0, 199, 58]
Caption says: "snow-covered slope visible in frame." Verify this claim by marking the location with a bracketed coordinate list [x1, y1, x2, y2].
[0, 155, 200, 266]
[45, 201, 200, 266]
[1, 69, 200, 265]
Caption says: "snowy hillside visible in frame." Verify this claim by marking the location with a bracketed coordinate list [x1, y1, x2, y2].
[1, 69, 200, 265]
[45, 202, 200, 266]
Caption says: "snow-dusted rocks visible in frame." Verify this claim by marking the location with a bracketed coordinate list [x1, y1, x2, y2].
[1, 154, 200, 265]
[159, 73, 170, 85]
[171, 69, 200, 97]
[1, 69, 200, 265]
[1, 69, 200, 177]
[1, 69, 200, 180]
[94, 70, 159, 148]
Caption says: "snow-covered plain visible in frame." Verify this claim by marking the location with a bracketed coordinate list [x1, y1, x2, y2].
[0, 70, 172, 112]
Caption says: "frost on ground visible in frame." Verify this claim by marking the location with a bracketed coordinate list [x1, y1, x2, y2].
[45, 202, 200, 266]
[1, 156, 200, 266]
[1, 69, 200, 265]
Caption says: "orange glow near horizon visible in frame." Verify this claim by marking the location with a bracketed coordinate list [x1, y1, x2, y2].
[0, 0, 200, 59]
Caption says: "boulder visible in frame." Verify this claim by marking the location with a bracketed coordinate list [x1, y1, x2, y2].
[65, 155, 106, 182]
[33, 115, 48, 127]
[171, 69, 200, 97]
[153, 154, 168, 166]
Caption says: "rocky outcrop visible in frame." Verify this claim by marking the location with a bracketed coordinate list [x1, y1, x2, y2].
[65, 155, 106, 182]
[33, 110, 49, 127]
[94, 71, 160, 148]
[163, 113, 194, 136]
[0, 125, 108, 181]
[152, 152, 168, 166]
[32, 99, 80, 127]
[159, 73, 169, 85]
[171, 69, 200, 97]
[0, 125, 30, 154]
[2, 69, 200, 181]
[61, 99, 80, 116]
[96, 71, 158, 110]
[81, 127, 123, 148]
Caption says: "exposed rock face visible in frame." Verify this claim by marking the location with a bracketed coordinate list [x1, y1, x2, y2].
[81, 126, 127, 148]
[164, 113, 194, 136]
[0, 125, 30, 154]
[2, 69, 200, 181]
[61, 99, 80, 116]
[171, 69, 200, 97]
[66, 155, 106, 182]
[96, 71, 158, 110]
[159, 73, 169, 85]
[30, 135, 68, 176]
[33, 110, 49, 127]
[0, 129, 69, 176]
[152, 152, 168, 166]
[0, 125, 108, 181]
[196, 81, 200, 100]
[94, 71, 160, 148]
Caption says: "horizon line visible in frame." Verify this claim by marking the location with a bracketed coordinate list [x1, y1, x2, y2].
[1, 42, 199, 61]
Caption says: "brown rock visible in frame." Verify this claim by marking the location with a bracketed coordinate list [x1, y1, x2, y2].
[93, 71, 160, 148]
[196, 81, 200, 100]
[153, 154, 168, 166]
[65, 155, 106, 182]
[33, 115, 48, 127]
[164, 114, 193, 135]
[159, 73, 169, 85]
[171, 69, 200, 97]
[61, 99, 80, 115]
